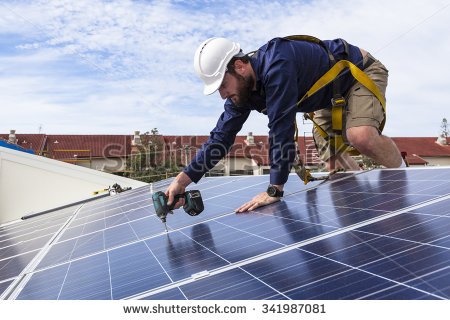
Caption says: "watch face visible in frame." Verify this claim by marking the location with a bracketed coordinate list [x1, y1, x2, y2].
[267, 186, 277, 197]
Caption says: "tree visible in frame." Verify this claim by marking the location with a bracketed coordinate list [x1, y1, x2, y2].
[150, 128, 159, 135]
[441, 118, 449, 138]
[125, 129, 180, 183]
[360, 155, 382, 170]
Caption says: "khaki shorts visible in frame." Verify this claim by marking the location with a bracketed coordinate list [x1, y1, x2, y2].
[312, 53, 389, 161]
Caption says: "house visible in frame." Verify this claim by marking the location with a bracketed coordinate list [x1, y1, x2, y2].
[392, 136, 450, 166]
[46, 134, 131, 172]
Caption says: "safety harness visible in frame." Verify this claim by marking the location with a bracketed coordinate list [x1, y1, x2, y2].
[284, 35, 387, 184]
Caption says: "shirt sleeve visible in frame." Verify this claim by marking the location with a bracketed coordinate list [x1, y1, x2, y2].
[183, 102, 250, 183]
[263, 44, 299, 185]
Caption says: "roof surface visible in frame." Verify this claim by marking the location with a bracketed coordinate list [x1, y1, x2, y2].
[0, 134, 46, 154]
[393, 137, 450, 157]
[46, 135, 132, 159]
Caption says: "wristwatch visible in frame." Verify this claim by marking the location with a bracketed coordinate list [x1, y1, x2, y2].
[266, 185, 284, 198]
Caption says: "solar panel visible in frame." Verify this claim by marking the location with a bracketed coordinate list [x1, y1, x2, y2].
[0, 279, 13, 296]
[0, 205, 80, 299]
[1, 167, 449, 300]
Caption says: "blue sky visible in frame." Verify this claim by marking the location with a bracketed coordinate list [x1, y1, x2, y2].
[0, 0, 449, 137]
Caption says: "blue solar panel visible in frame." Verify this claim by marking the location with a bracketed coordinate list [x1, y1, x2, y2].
[302, 231, 419, 266]
[185, 221, 282, 262]
[3, 167, 450, 300]
[35, 239, 77, 269]
[405, 268, 450, 298]
[408, 199, 450, 216]
[283, 269, 395, 300]
[0, 234, 52, 260]
[359, 285, 439, 300]
[16, 264, 71, 300]
[214, 211, 336, 245]
[180, 268, 281, 300]
[0, 251, 38, 282]
[143, 231, 228, 282]
[140, 288, 186, 300]
[57, 253, 111, 300]
[357, 213, 450, 245]
[0, 205, 78, 289]
[359, 245, 449, 285]
[0, 280, 13, 296]
[108, 242, 172, 299]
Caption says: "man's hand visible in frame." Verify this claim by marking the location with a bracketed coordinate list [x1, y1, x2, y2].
[165, 172, 192, 209]
[235, 191, 281, 213]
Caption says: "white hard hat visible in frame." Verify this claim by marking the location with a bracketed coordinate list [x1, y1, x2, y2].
[194, 37, 241, 95]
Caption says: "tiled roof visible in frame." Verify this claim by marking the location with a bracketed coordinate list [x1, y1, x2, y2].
[0, 134, 46, 154]
[392, 137, 450, 157]
[404, 154, 428, 165]
[46, 135, 131, 160]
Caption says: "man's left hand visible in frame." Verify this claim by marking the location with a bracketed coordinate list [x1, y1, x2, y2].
[235, 191, 280, 213]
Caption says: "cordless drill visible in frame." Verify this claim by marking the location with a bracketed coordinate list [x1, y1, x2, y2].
[152, 190, 204, 232]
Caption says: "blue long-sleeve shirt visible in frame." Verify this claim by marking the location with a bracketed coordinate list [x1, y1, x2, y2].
[184, 37, 363, 185]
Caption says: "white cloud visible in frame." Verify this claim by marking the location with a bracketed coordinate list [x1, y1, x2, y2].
[0, 0, 449, 136]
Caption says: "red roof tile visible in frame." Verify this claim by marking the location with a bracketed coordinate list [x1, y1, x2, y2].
[0, 134, 46, 154]
[404, 154, 428, 165]
[46, 135, 131, 160]
[392, 137, 450, 157]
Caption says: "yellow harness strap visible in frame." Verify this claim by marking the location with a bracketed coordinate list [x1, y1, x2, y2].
[297, 59, 386, 111]
[298, 60, 387, 155]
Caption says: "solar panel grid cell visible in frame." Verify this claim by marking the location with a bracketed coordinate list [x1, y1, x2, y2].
[0, 279, 13, 296]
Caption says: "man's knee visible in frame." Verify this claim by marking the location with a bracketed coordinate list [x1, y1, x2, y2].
[346, 126, 379, 154]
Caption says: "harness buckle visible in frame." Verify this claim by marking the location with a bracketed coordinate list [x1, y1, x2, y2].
[331, 95, 346, 108]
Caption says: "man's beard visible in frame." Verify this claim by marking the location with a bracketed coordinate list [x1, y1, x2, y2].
[233, 73, 254, 107]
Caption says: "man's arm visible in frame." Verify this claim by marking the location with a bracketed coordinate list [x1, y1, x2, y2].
[264, 46, 299, 187]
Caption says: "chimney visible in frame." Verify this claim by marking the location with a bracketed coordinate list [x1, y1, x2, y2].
[8, 130, 17, 144]
[245, 132, 255, 146]
[132, 131, 141, 146]
[131, 131, 142, 154]
[436, 134, 448, 146]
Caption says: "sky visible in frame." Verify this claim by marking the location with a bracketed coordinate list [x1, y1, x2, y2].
[0, 0, 449, 137]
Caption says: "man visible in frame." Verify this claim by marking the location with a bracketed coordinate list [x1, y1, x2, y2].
[166, 36, 404, 213]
